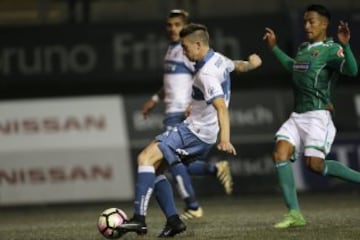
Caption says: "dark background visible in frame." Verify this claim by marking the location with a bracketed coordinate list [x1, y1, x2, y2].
[0, 0, 360, 196]
[0, 0, 359, 99]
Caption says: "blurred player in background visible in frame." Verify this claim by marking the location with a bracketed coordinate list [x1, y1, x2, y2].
[142, 9, 233, 221]
[120, 23, 262, 237]
[263, 4, 358, 229]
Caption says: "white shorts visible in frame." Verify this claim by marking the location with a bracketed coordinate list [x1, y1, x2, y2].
[275, 110, 336, 160]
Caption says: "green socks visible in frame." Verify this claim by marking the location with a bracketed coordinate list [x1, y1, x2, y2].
[274, 159, 360, 211]
[274, 160, 300, 210]
[323, 160, 360, 183]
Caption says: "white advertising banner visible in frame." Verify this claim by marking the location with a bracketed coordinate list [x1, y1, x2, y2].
[0, 96, 133, 205]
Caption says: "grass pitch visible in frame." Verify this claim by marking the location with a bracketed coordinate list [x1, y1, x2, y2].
[1, 192, 360, 240]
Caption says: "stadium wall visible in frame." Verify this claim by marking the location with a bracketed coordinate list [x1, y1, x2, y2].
[125, 88, 360, 195]
[0, 88, 360, 205]
[0, 96, 133, 205]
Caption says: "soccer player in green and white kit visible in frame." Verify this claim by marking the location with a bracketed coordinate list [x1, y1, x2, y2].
[263, 4, 358, 228]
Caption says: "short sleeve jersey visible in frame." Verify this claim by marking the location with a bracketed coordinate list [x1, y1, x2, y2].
[163, 42, 195, 113]
[292, 39, 346, 113]
[185, 49, 235, 144]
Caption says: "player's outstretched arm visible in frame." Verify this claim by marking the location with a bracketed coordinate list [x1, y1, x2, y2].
[234, 54, 262, 72]
[337, 20, 351, 46]
[336, 21, 358, 76]
[142, 87, 165, 120]
[263, 27, 295, 72]
[263, 27, 277, 49]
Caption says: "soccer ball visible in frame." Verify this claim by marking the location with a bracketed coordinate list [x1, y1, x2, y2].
[97, 208, 128, 239]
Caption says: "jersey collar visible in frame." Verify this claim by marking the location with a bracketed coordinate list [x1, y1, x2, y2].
[169, 41, 181, 47]
[306, 37, 333, 49]
[194, 49, 215, 72]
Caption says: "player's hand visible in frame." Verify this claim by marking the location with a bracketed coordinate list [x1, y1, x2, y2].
[263, 27, 277, 49]
[184, 104, 192, 117]
[248, 54, 262, 69]
[217, 141, 237, 156]
[142, 99, 157, 120]
[337, 20, 351, 45]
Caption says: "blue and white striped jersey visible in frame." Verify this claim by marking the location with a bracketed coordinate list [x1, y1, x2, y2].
[163, 42, 195, 114]
[185, 49, 234, 144]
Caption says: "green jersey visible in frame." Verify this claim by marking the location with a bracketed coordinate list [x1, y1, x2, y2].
[272, 38, 358, 113]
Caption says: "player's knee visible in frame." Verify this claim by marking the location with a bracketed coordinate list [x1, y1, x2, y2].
[137, 150, 150, 166]
[272, 140, 293, 162]
[272, 151, 290, 162]
[305, 157, 324, 173]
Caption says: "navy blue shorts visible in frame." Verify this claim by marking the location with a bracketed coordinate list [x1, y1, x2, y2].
[163, 112, 186, 130]
[156, 122, 214, 165]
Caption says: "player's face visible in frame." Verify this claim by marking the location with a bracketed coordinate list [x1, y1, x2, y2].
[181, 36, 200, 61]
[304, 11, 328, 42]
[166, 17, 186, 42]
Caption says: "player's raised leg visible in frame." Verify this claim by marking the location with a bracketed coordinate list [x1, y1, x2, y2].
[322, 160, 360, 182]
[155, 125, 203, 223]
[215, 160, 233, 194]
[187, 160, 233, 195]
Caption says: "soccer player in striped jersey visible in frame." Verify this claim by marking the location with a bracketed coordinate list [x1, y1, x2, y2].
[142, 9, 233, 221]
[120, 23, 261, 237]
[263, 4, 358, 229]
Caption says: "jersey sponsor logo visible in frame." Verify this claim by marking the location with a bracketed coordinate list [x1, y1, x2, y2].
[164, 61, 193, 74]
[293, 62, 310, 72]
[311, 49, 320, 57]
[164, 62, 177, 72]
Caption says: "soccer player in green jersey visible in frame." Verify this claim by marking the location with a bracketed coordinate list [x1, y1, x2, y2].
[263, 4, 358, 228]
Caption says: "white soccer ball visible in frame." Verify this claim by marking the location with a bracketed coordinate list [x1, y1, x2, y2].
[97, 208, 128, 239]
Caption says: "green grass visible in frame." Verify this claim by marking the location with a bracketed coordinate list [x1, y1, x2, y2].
[1, 192, 360, 240]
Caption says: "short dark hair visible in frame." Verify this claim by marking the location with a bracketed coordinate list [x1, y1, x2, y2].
[305, 4, 331, 21]
[168, 9, 189, 23]
[180, 23, 210, 45]
[180, 23, 207, 37]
